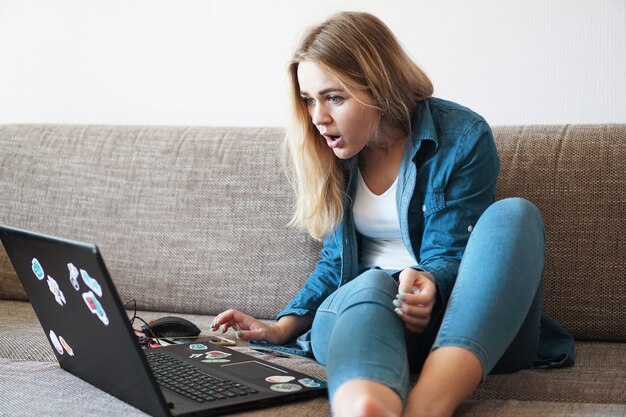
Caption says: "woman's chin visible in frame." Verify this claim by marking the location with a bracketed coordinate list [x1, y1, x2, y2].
[332, 148, 354, 159]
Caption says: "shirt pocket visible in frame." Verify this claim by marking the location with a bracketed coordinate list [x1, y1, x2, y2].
[418, 189, 446, 217]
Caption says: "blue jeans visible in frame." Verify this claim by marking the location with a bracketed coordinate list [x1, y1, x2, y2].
[310, 198, 545, 403]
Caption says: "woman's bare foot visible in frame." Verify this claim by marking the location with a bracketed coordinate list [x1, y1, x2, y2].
[332, 379, 402, 417]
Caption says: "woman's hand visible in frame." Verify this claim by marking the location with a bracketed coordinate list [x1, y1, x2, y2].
[394, 268, 437, 334]
[210, 309, 286, 344]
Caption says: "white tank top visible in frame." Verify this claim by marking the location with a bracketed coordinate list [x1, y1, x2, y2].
[353, 170, 415, 270]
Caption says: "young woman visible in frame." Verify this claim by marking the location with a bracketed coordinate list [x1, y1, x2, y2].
[211, 11, 573, 417]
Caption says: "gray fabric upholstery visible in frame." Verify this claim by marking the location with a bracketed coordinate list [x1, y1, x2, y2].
[457, 401, 626, 417]
[1, 124, 626, 416]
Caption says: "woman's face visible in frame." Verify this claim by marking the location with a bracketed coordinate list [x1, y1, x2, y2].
[297, 60, 380, 159]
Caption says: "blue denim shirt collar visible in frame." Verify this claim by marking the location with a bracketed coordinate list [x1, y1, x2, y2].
[410, 99, 439, 151]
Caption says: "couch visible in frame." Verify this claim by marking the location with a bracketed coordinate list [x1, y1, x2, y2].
[1, 123, 625, 417]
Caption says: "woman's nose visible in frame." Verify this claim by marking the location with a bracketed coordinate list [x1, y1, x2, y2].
[312, 103, 331, 126]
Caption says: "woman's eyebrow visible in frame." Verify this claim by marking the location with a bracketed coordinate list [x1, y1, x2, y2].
[300, 87, 346, 96]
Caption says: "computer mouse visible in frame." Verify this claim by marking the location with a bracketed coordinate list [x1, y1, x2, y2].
[141, 316, 201, 338]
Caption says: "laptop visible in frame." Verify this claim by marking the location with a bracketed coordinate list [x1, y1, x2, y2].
[0, 224, 326, 417]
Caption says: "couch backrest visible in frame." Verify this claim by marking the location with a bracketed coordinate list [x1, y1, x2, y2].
[492, 125, 626, 342]
[0, 125, 321, 320]
[1, 124, 625, 341]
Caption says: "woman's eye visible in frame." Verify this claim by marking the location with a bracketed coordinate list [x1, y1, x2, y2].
[302, 97, 315, 106]
[328, 96, 344, 105]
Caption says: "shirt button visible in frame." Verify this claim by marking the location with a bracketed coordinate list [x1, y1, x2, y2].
[468, 225, 474, 233]
[422, 205, 426, 212]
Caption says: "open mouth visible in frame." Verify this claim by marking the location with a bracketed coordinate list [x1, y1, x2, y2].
[323, 134, 341, 149]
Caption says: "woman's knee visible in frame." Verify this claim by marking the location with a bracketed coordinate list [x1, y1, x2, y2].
[482, 198, 544, 237]
[350, 269, 398, 295]
[461, 198, 546, 288]
[312, 269, 402, 363]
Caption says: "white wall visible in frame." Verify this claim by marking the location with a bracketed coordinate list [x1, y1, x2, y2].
[1, 0, 624, 127]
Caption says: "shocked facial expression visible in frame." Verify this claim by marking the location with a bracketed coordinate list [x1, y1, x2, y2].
[297, 61, 381, 159]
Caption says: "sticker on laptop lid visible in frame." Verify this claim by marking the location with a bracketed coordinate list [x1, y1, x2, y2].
[32, 258, 45, 280]
[270, 383, 302, 393]
[80, 269, 102, 297]
[201, 359, 231, 364]
[59, 336, 74, 356]
[49, 330, 63, 355]
[82, 290, 109, 325]
[47, 276, 66, 306]
[67, 263, 80, 291]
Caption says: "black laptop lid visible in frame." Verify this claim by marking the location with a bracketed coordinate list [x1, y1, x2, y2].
[0, 225, 171, 417]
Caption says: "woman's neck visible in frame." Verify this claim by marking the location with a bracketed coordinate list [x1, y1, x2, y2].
[360, 123, 407, 168]
[359, 127, 407, 195]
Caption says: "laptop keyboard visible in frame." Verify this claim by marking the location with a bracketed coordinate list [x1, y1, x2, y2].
[145, 351, 259, 403]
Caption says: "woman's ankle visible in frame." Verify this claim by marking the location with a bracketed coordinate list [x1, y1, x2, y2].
[403, 347, 482, 417]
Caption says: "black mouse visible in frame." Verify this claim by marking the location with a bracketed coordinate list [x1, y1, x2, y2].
[141, 316, 201, 338]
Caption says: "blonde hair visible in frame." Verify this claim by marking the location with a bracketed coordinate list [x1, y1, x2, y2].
[284, 11, 434, 240]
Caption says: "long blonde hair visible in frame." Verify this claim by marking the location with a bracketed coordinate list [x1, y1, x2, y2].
[284, 11, 434, 240]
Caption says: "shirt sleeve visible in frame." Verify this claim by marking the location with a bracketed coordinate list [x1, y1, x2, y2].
[417, 120, 500, 304]
[276, 227, 343, 319]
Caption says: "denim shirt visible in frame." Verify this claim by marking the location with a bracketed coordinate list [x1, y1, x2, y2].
[277, 97, 500, 319]
[268, 97, 574, 368]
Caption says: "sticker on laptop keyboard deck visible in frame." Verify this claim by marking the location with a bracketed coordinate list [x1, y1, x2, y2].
[206, 350, 231, 359]
[270, 383, 302, 393]
[201, 359, 231, 363]
[265, 375, 295, 383]
[189, 344, 208, 351]
[298, 378, 321, 388]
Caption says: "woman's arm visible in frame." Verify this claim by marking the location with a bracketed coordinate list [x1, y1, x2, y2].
[275, 229, 343, 319]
